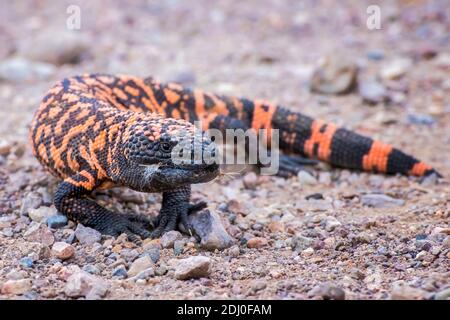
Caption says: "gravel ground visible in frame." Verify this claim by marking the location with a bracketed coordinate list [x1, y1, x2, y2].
[0, 0, 449, 300]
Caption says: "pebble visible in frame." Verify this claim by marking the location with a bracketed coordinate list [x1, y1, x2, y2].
[250, 280, 267, 293]
[297, 171, 318, 185]
[228, 245, 240, 258]
[74, 224, 102, 245]
[133, 267, 155, 281]
[243, 172, 259, 189]
[46, 215, 68, 229]
[358, 80, 388, 104]
[407, 113, 436, 126]
[127, 255, 154, 277]
[64, 271, 108, 299]
[308, 283, 346, 300]
[310, 56, 358, 94]
[323, 216, 342, 232]
[187, 209, 234, 250]
[20, 192, 43, 216]
[390, 281, 427, 300]
[0, 57, 55, 82]
[24, 222, 55, 246]
[174, 256, 212, 280]
[28, 206, 57, 223]
[173, 240, 185, 256]
[443, 236, 450, 249]
[361, 194, 405, 208]
[267, 221, 285, 233]
[301, 247, 315, 257]
[160, 230, 183, 249]
[434, 288, 450, 300]
[247, 237, 268, 248]
[51, 242, 75, 260]
[19, 257, 34, 268]
[146, 246, 160, 263]
[155, 265, 168, 276]
[291, 235, 315, 252]
[431, 227, 450, 235]
[366, 50, 384, 61]
[82, 264, 101, 275]
[112, 265, 128, 279]
[1, 279, 32, 295]
[380, 58, 412, 80]
[0, 139, 12, 156]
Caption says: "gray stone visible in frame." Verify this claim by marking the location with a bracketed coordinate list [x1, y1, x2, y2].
[74, 224, 102, 245]
[359, 80, 388, 104]
[112, 265, 128, 279]
[361, 194, 405, 208]
[160, 230, 183, 249]
[46, 215, 68, 229]
[291, 235, 314, 252]
[128, 255, 154, 277]
[308, 283, 346, 300]
[187, 209, 234, 251]
[29, 206, 57, 223]
[0, 57, 55, 82]
[174, 256, 212, 280]
[64, 272, 108, 299]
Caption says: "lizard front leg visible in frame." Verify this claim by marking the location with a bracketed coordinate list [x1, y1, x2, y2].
[151, 185, 206, 238]
[54, 169, 153, 242]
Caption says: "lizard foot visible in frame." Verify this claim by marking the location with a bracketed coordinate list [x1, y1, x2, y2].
[93, 212, 153, 243]
[275, 154, 318, 178]
[150, 201, 207, 239]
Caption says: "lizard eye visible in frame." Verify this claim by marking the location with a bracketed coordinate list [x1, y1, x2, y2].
[160, 142, 172, 152]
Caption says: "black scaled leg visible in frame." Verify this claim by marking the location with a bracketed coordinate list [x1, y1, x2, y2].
[151, 185, 206, 238]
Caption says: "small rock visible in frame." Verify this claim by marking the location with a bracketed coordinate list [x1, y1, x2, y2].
[171, 70, 196, 86]
[0, 139, 13, 156]
[407, 113, 436, 126]
[82, 264, 101, 275]
[431, 227, 450, 235]
[24, 222, 55, 246]
[243, 172, 259, 189]
[146, 246, 160, 263]
[133, 267, 155, 281]
[20, 192, 43, 216]
[359, 80, 388, 104]
[46, 215, 68, 229]
[247, 237, 268, 248]
[361, 194, 405, 208]
[112, 265, 128, 279]
[19, 257, 34, 268]
[305, 193, 324, 200]
[187, 209, 234, 251]
[268, 221, 285, 233]
[308, 283, 346, 300]
[323, 216, 342, 232]
[366, 50, 384, 61]
[74, 224, 102, 245]
[443, 236, 450, 249]
[297, 171, 317, 185]
[155, 265, 168, 276]
[380, 58, 412, 80]
[128, 255, 154, 277]
[291, 235, 315, 252]
[28, 206, 57, 223]
[174, 256, 212, 280]
[250, 280, 267, 293]
[1, 279, 32, 295]
[160, 230, 182, 249]
[64, 272, 108, 299]
[434, 288, 450, 300]
[301, 247, 315, 257]
[310, 56, 358, 94]
[228, 245, 240, 258]
[173, 240, 185, 256]
[52, 242, 75, 260]
[391, 281, 427, 300]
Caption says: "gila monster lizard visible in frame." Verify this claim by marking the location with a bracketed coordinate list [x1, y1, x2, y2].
[29, 74, 439, 240]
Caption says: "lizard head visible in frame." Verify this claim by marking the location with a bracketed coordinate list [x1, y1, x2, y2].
[120, 116, 220, 192]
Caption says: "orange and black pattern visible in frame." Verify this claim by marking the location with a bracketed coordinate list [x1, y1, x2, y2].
[29, 74, 439, 239]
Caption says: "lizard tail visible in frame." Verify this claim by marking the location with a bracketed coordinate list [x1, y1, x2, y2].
[267, 106, 440, 177]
